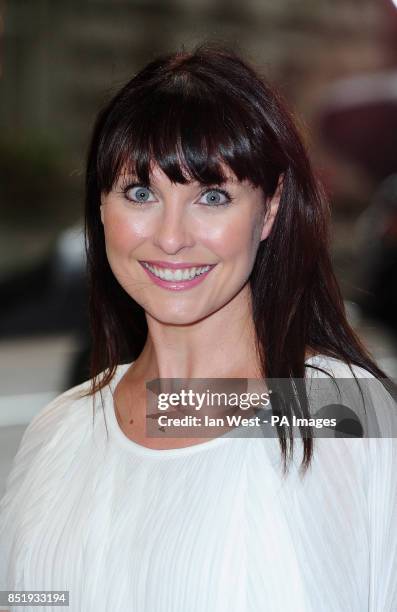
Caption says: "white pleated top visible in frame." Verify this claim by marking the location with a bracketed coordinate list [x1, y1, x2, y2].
[0, 355, 396, 612]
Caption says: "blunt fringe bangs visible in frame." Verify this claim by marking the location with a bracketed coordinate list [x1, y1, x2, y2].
[95, 48, 286, 198]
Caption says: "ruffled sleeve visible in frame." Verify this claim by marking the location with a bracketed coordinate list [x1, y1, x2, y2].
[368, 435, 397, 610]
[358, 370, 397, 609]
[0, 381, 91, 593]
[306, 356, 397, 608]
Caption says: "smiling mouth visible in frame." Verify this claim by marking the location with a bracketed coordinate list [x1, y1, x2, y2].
[140, 262, 215, 282]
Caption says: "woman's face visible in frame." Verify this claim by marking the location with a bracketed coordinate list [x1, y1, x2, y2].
[100, 162, 280, 325]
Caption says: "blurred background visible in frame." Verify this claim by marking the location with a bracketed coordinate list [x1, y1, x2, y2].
[1, 0, 397, 494]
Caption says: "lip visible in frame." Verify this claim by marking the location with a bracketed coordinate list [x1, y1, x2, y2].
[139, 261, 216, 291]
[139, 260, 214, 270]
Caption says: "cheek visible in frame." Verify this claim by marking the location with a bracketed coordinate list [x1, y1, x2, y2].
[102, 209, 147, 255]
[204, 214, 260, 263]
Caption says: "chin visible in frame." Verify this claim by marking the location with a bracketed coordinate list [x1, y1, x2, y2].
[148, 307, 207, 326]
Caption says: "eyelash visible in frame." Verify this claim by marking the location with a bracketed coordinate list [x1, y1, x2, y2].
[119, 183, 234, 207]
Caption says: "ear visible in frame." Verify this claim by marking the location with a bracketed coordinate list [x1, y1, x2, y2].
[260, 173, 284, 241]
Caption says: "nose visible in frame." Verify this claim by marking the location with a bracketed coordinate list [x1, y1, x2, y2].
[152, 200, 195, 254]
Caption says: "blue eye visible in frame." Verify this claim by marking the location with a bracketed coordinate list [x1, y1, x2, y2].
[120, 183, 232, 207]
[200, 188, 232, 207]
[124, 185, 156, 204]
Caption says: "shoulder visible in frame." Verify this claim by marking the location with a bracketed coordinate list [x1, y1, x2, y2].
[305, 353, 396, 438]
[305, 353, 377, 378]
[0, 363, 130, 495]
[18, 378, 94, 451]
[0, 381, 90, 490]
[0, 378, 97, 513]
[301, 356, 397, 487]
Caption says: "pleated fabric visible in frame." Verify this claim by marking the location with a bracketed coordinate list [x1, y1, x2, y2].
[0, 355, 396, 611]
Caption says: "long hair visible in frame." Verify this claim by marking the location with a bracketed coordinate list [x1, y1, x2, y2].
[84, 42, 393, 474]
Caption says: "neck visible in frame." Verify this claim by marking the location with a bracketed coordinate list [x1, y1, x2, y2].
[128, 284, 263, 382]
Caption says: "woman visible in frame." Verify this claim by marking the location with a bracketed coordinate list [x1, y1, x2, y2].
[0, 44, 396, 611]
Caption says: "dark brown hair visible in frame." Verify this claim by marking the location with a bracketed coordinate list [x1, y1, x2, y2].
[84, 42, 392, 474]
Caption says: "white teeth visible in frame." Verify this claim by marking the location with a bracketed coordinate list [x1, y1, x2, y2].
[143, 263, 211, 281]
[182, 268, 193, 280]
